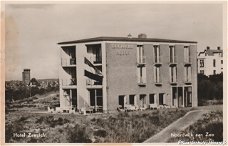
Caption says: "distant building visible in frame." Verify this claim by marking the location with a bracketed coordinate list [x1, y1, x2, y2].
[22, 69, 30, 85]
[198, 46, 223, 76]
[58, 35, 198, 113]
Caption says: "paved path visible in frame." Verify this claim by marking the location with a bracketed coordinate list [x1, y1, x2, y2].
[144, 110, 208, 143]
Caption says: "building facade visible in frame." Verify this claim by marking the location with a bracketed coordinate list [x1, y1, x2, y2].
[22, 69, 30, 85]
[198, 46, 223, 76]
[58, 35, 198, 113]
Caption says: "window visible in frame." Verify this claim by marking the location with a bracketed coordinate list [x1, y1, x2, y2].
[129, 95, 135, 105]
[159, 93, 164, 105]
[149, 94, 155, 104]
[213, 59, 216, 67]
[87, 44, 102, 64]
[118, 95, 126, 108]
[89, 89, 103, 107]
[95, 47, 102, 63]
[137, 66, 146, 84]
[139, 94, 146, 106]
[199, 60, 204, 67]
[213, 70, 216, 75]
[137, 45, 145, 64]
[170, 66, 177, 83]
[200, 70, 204, 74]
[221, 60, 223, 64]
[184, 87, 192, 107]
[184, 46, 190, 63]
[154, 45, 160, 63]
[169, 46, 176, 63]
[185, 66, 191, 82]
[154, 66, 161, 83]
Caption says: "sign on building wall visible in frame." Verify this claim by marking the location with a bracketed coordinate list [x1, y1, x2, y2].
[111, 44, 134, 56]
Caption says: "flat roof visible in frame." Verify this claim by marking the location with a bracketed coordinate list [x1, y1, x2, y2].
[58, 36, 197, 45]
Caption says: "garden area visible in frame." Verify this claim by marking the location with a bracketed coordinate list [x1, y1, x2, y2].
[5, 108, 190, 143]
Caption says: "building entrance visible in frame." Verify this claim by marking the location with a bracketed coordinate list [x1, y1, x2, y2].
[172, 86, 192, 107]
[88, 89, 103, 112]
[118, 95, 126, 109]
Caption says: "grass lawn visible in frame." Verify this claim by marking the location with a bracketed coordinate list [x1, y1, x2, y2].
[5, 108, 190, 143]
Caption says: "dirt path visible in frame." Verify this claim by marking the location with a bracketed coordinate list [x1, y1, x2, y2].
[144, 109, 209, 143]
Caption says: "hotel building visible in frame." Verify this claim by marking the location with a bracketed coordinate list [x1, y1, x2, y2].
[58, 34, 198, 113]
[198, 46, 223, 76]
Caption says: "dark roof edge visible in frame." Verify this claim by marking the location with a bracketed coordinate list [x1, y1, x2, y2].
[58, 36, 197, 45]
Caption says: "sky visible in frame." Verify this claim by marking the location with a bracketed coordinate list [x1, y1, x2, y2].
[5, 3, 224, 81]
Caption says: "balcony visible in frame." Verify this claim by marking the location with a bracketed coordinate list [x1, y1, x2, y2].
[137, 56, 146, 66]
[184, 58, 192, 66]
[154, 79, 162, 86]
[169, 79, 177, 85]
[61, 58, 76, 67]
[184, 79, 192, 85]
[169, 56, 177, 66]
[137, 77, 146, 86]
[86, 79, 102, 89]
[93, 56, 102, 64]
[138, 81, 146, 86]
[61, 78, 77, 88]
[154, 56, 162, 66]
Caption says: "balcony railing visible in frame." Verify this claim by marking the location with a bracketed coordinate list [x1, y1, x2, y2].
[94, 56, 102, 64]
[154, 78, 162, 86]
[86, 79, 102, 87]
[154, 56, 162, 66]
[138, 77, 146, 86]
[170, 78, 177, 85]
[87, 56, 102, 65]
[184, 57, 191, 66]
[61, 58, 76, 66]
[137, 56, 146, 66]
[62, 78, 77, 86]
[184, 79, 191, 84]
[184, 75, 192, 84]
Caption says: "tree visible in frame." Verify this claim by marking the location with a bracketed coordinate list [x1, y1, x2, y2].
[198, 73, 223, 105]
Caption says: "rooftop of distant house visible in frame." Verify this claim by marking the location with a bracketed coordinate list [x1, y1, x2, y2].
[198, 46, 223, 57]
[58, 34, 197, 45]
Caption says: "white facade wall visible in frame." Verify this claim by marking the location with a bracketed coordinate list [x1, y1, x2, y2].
[198, 50, 223, 76]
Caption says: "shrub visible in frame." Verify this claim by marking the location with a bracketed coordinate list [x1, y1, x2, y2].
[67, 124, 92, 143]
[5, 124, 13, 142]
[35, 116, 70, 127]
[18, 116, 28, 122]
[94, 129, 107, 137]
[198, 73, 223, 102]
[91, 118, 96, 122]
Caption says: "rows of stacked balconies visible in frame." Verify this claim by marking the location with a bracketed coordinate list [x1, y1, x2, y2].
[59, 44, 104, 112]
[60, 44, 103, 89]
[60, 46, 77, 89]
[85, 44, 103, 88]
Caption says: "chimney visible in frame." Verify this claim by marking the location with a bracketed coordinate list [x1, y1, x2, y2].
[127, 33, 132, 38]
[206, 46, 210, 50]
[138, 33, 147, 39]
[217, 46, 220, 50]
